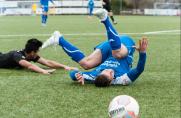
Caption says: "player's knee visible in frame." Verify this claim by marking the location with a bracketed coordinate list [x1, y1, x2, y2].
[79, 61, 92, 70]
[81, 64, 92, 70]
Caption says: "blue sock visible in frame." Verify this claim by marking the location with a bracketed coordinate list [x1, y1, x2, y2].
[59, 37, 85, 62]
[41, 15, 45, 23]
[44, 15, 47, 24]
[102, 17, 121, 50]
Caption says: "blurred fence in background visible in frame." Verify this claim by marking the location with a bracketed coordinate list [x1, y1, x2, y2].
[0, 0, 180, 16]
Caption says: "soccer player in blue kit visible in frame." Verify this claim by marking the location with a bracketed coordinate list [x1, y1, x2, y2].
[88, 0, 94, 16]
[42, 9, 148, 87]
[40, 0, 55, 26]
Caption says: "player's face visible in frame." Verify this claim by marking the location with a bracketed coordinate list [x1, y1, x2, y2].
[26, 51, 38, 59]
[100, 69, 114, 81]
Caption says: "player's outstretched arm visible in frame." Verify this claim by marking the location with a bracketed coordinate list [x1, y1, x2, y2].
[19, 59, 55, 74]
[127, 37, 148, 82]
[37, 57, 78, 71]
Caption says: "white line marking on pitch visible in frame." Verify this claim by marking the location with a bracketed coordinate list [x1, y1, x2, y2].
[0, 30, 180, 37]
[144, 30, 180, 34]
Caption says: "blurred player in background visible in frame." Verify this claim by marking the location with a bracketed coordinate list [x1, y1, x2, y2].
[88, 0, 94, 17]
[102, 0, 117, 24]
[41, 9, 147, 86]
[40, 0, 55, 26]
[0, 39, 77, 74]
[31, 3, 37, 16]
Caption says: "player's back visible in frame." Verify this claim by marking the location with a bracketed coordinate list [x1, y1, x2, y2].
[0, 51, 21, 68]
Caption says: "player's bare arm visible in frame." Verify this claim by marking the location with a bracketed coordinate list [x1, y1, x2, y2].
[19, 59, 55, 74]
[37, 57, 78, 71]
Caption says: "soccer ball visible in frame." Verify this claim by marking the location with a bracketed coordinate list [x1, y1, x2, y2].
[108, 95, 139, 118]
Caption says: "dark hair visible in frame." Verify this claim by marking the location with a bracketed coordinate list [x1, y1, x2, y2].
[24, 38, 42, 53]
[94, 74, 111, 87]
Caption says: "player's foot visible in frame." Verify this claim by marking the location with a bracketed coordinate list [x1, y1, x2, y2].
[41, 31, 62, 49]
[113, 21, 118, 25]
[41, 23, 47, 27]
[93, 9, 108, 21]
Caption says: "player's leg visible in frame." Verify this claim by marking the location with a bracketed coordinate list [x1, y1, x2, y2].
[41, 6, 48, 26]
[42, 31, 85, 62]
[107, 4, 117, 25]
[94, 9, 120, 49]
[90, 6, 94, 16]
[94, 9, 128, 59]
[109, 11, 117, 25]
[44, 7, 48, 24]
[79, 49, 102, 70]
[103, 4, 117, 24]
[41, 31, 103, 69]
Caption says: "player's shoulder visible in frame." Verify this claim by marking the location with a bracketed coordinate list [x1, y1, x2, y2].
[12, 50, 26, 59]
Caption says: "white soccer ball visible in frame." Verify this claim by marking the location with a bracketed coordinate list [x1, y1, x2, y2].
[108, 95, 139, 118]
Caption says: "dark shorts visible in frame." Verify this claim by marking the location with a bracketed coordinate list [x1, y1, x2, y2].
[103, 4, 112, 12]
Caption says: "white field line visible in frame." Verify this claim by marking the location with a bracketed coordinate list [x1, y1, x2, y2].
[143, 30, 180, 34]
[0, 30, 180, 37]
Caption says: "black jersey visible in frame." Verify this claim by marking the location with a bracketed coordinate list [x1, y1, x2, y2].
[103, 0, 110, 3]
[0, 50, 40, 68]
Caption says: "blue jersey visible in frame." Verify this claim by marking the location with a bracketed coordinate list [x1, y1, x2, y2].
[81, 55, 131, 80]
[88, 0, 94, 7]
[70, 52, 146, 85]
[69, 35, 147, 85]
[40, 0, 53, 6]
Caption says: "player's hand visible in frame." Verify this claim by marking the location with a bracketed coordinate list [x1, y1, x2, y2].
[133, 37, 148, 53]
[46, 69, 56, 74]
[75, 72, 85, 85]
[64, 66, 79, 71]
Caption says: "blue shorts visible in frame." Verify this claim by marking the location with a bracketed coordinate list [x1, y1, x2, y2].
[42, 6, 49, 12]
[94, 35, 135, 63]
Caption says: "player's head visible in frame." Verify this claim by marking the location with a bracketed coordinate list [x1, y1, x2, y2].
[24, 38, 42, 57]
[94, 69, 114, 87]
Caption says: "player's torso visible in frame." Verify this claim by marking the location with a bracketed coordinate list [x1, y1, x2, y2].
[96, 57, 130, 77]
[0, 51, 22, 68]
[40, 0, 49, 6]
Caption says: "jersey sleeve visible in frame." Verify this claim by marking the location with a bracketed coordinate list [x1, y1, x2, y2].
[111, 74, 132, 85]
[112, 52, 146, 85]
[69, 70, 97, 82]
[12, 52, 26, 63]
[31, 56, 40, 62]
